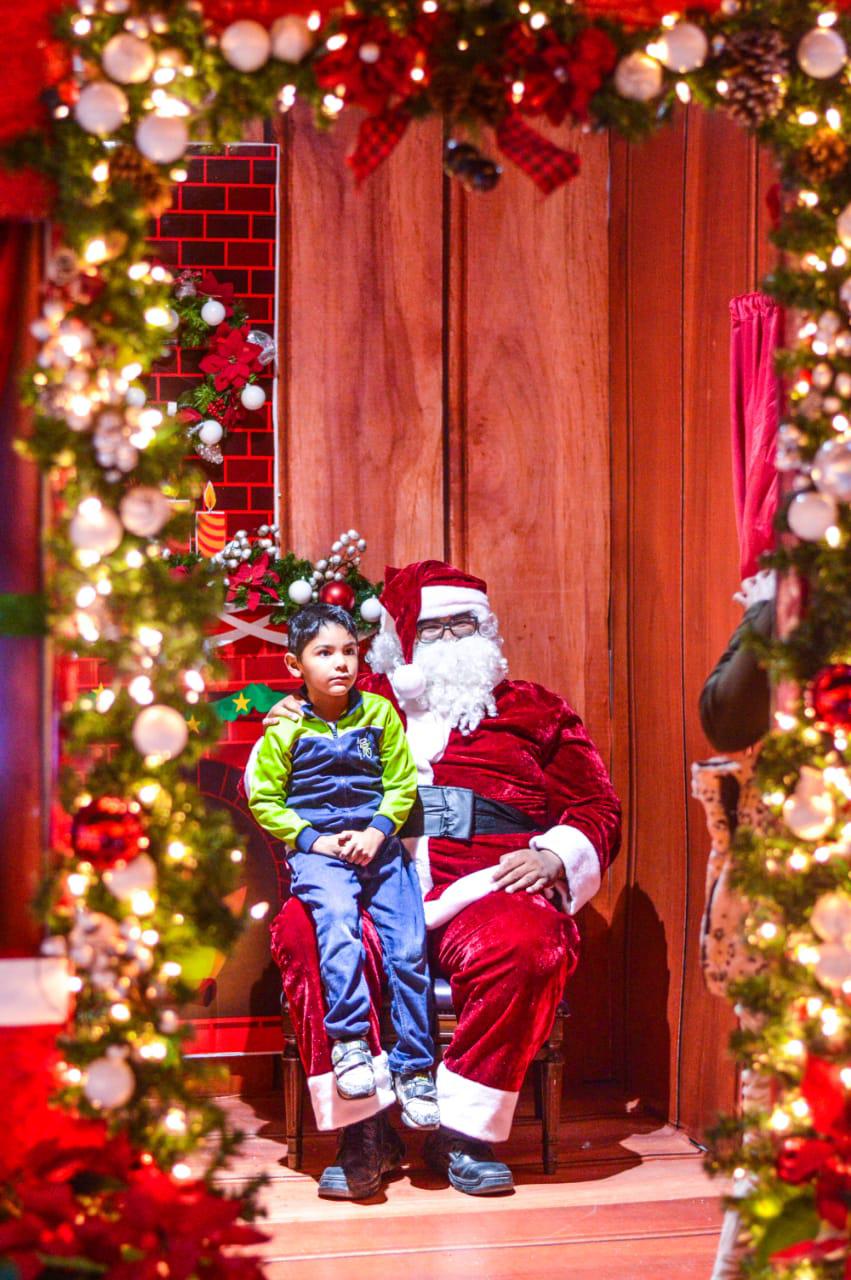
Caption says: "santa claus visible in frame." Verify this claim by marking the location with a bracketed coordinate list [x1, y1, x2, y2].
[249, 560, 621, 1199]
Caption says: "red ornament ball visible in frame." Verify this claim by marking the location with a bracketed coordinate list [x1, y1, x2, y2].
[319, 580, 357, 612]
[71, 796, 144, 870]
[811, 664, 851, 730]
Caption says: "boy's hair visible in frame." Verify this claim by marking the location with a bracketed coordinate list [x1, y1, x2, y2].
[287, 603, 358, 658]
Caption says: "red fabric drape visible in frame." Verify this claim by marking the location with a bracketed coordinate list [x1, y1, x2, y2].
[0, 0, 67, 220]
[729, 292, 783, 581]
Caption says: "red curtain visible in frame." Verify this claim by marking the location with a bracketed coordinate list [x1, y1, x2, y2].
[729, 291, 783, 582]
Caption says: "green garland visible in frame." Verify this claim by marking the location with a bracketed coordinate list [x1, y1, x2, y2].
[7, 0, 851, 1274]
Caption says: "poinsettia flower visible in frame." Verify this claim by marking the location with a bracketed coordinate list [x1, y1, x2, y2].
[226, 552, 282, 610]
[199, 324, 264, 392]
[0, 1124, 267, 1280]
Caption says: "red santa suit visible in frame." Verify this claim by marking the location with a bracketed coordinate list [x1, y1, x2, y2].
[260, 562, 621, 1143]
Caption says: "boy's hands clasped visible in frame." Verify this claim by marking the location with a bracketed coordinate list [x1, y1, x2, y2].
[311, 826, 386, 866]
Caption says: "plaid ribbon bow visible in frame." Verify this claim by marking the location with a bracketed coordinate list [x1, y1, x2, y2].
[495, 112, 581, 194]
[348, 108, 411, 184]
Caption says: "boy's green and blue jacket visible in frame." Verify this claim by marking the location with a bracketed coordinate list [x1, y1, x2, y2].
[246, 688, 418, 853]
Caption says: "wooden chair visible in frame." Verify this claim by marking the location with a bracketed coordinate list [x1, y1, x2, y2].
[281, 977, 569, 1174]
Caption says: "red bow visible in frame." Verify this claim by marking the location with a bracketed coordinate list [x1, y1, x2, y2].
[495, 112, 581, 194]
[348, 107, 411, 184]
[226, 553, 281, 611]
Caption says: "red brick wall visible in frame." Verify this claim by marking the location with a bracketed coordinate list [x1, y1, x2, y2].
[147, 144, 278, 539]
[68, 146, 286, 769]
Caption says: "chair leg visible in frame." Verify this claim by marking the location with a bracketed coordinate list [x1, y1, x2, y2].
[540, 1045, 564, 1175]
[532, 1064, 543, 1120]
[282, 1035, 305, 1170]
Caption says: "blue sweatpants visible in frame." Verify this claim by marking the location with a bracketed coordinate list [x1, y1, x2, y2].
[287, 835, 434, 1075]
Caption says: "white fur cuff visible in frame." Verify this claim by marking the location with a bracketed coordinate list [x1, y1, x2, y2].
[531, 825, 601, 915]
[436, 1061, 519, 1142]
[419, 585, 490, 620]
[306, 1050, 395, 1131]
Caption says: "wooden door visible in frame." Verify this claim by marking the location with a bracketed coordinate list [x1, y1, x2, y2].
[273, 104, 774, 1135]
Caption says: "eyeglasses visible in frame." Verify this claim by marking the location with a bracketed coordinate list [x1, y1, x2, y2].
[416, 614, 480, 644]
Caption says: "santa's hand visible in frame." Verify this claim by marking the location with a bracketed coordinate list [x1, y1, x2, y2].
[493, 847, 563, 895]
[263, 694, 303, 726]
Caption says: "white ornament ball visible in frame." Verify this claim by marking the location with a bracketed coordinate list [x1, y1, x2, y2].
[221, 20, 272, 71]
[200, 297, 226, 327]
[271, 14, 313, 62]
[70, 499, 123, 554]
[783, 766, 836, 840]
[288, 579, 313, 605]
[102, 32, 156, 84]
[811, 891, 851, 942]
[787, 490, 839, 541]
[814, 942, 851, 990]
[83, 1050, 135, 1110]
[360, 596, 383, 624]
[132, 704, 189, 759]
[119, 486, 171, 537]
[135, 115, 189, 164]
[125, 385, 146, 408]
[74, 81, 129, 135]
[392, 663, 427, 700]
[838, 204, 851, 249]
[813, 437, 851, 501]
[104, 853, 157, 902]
[198, 419, 224, 446]
[798, 26, 847, 79]
[613, 52, 664, 102]
[240, 383, 266, 411]
[656, 22, 708, 73]
[359, 42, 382, 64]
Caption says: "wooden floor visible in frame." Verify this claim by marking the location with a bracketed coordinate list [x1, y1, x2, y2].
[215, 1085, 724, 1279]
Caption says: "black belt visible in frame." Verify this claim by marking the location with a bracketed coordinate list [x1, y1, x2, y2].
[400, 785, 539, 840]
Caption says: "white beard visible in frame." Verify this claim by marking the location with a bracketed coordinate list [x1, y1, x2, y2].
[367, 620, 508, 735]
[414, 633, 508, 734]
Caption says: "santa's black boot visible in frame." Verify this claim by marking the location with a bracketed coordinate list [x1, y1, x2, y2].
[317, 1112, 405, 1200]
[423, 1125, 514, 1195]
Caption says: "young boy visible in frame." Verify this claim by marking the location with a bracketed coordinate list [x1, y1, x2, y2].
[248, 602, 438, 1131]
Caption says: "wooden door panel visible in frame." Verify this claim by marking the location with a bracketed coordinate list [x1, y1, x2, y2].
[447, 127, 613, 1082]
[281, 107, 445, 568]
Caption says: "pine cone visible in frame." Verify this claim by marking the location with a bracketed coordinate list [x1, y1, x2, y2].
[721, 28, 790, 129]
[428, 65, 506, 125]
[109, 145, 174, 217]
[798, 129, 848, 184]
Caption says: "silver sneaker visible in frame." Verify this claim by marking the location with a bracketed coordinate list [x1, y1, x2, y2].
[393, 1071, 440, 1130]
[331, 1039, 377, 1099]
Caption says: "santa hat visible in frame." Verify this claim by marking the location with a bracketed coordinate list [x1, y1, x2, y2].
[377, 560, 490, 701]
